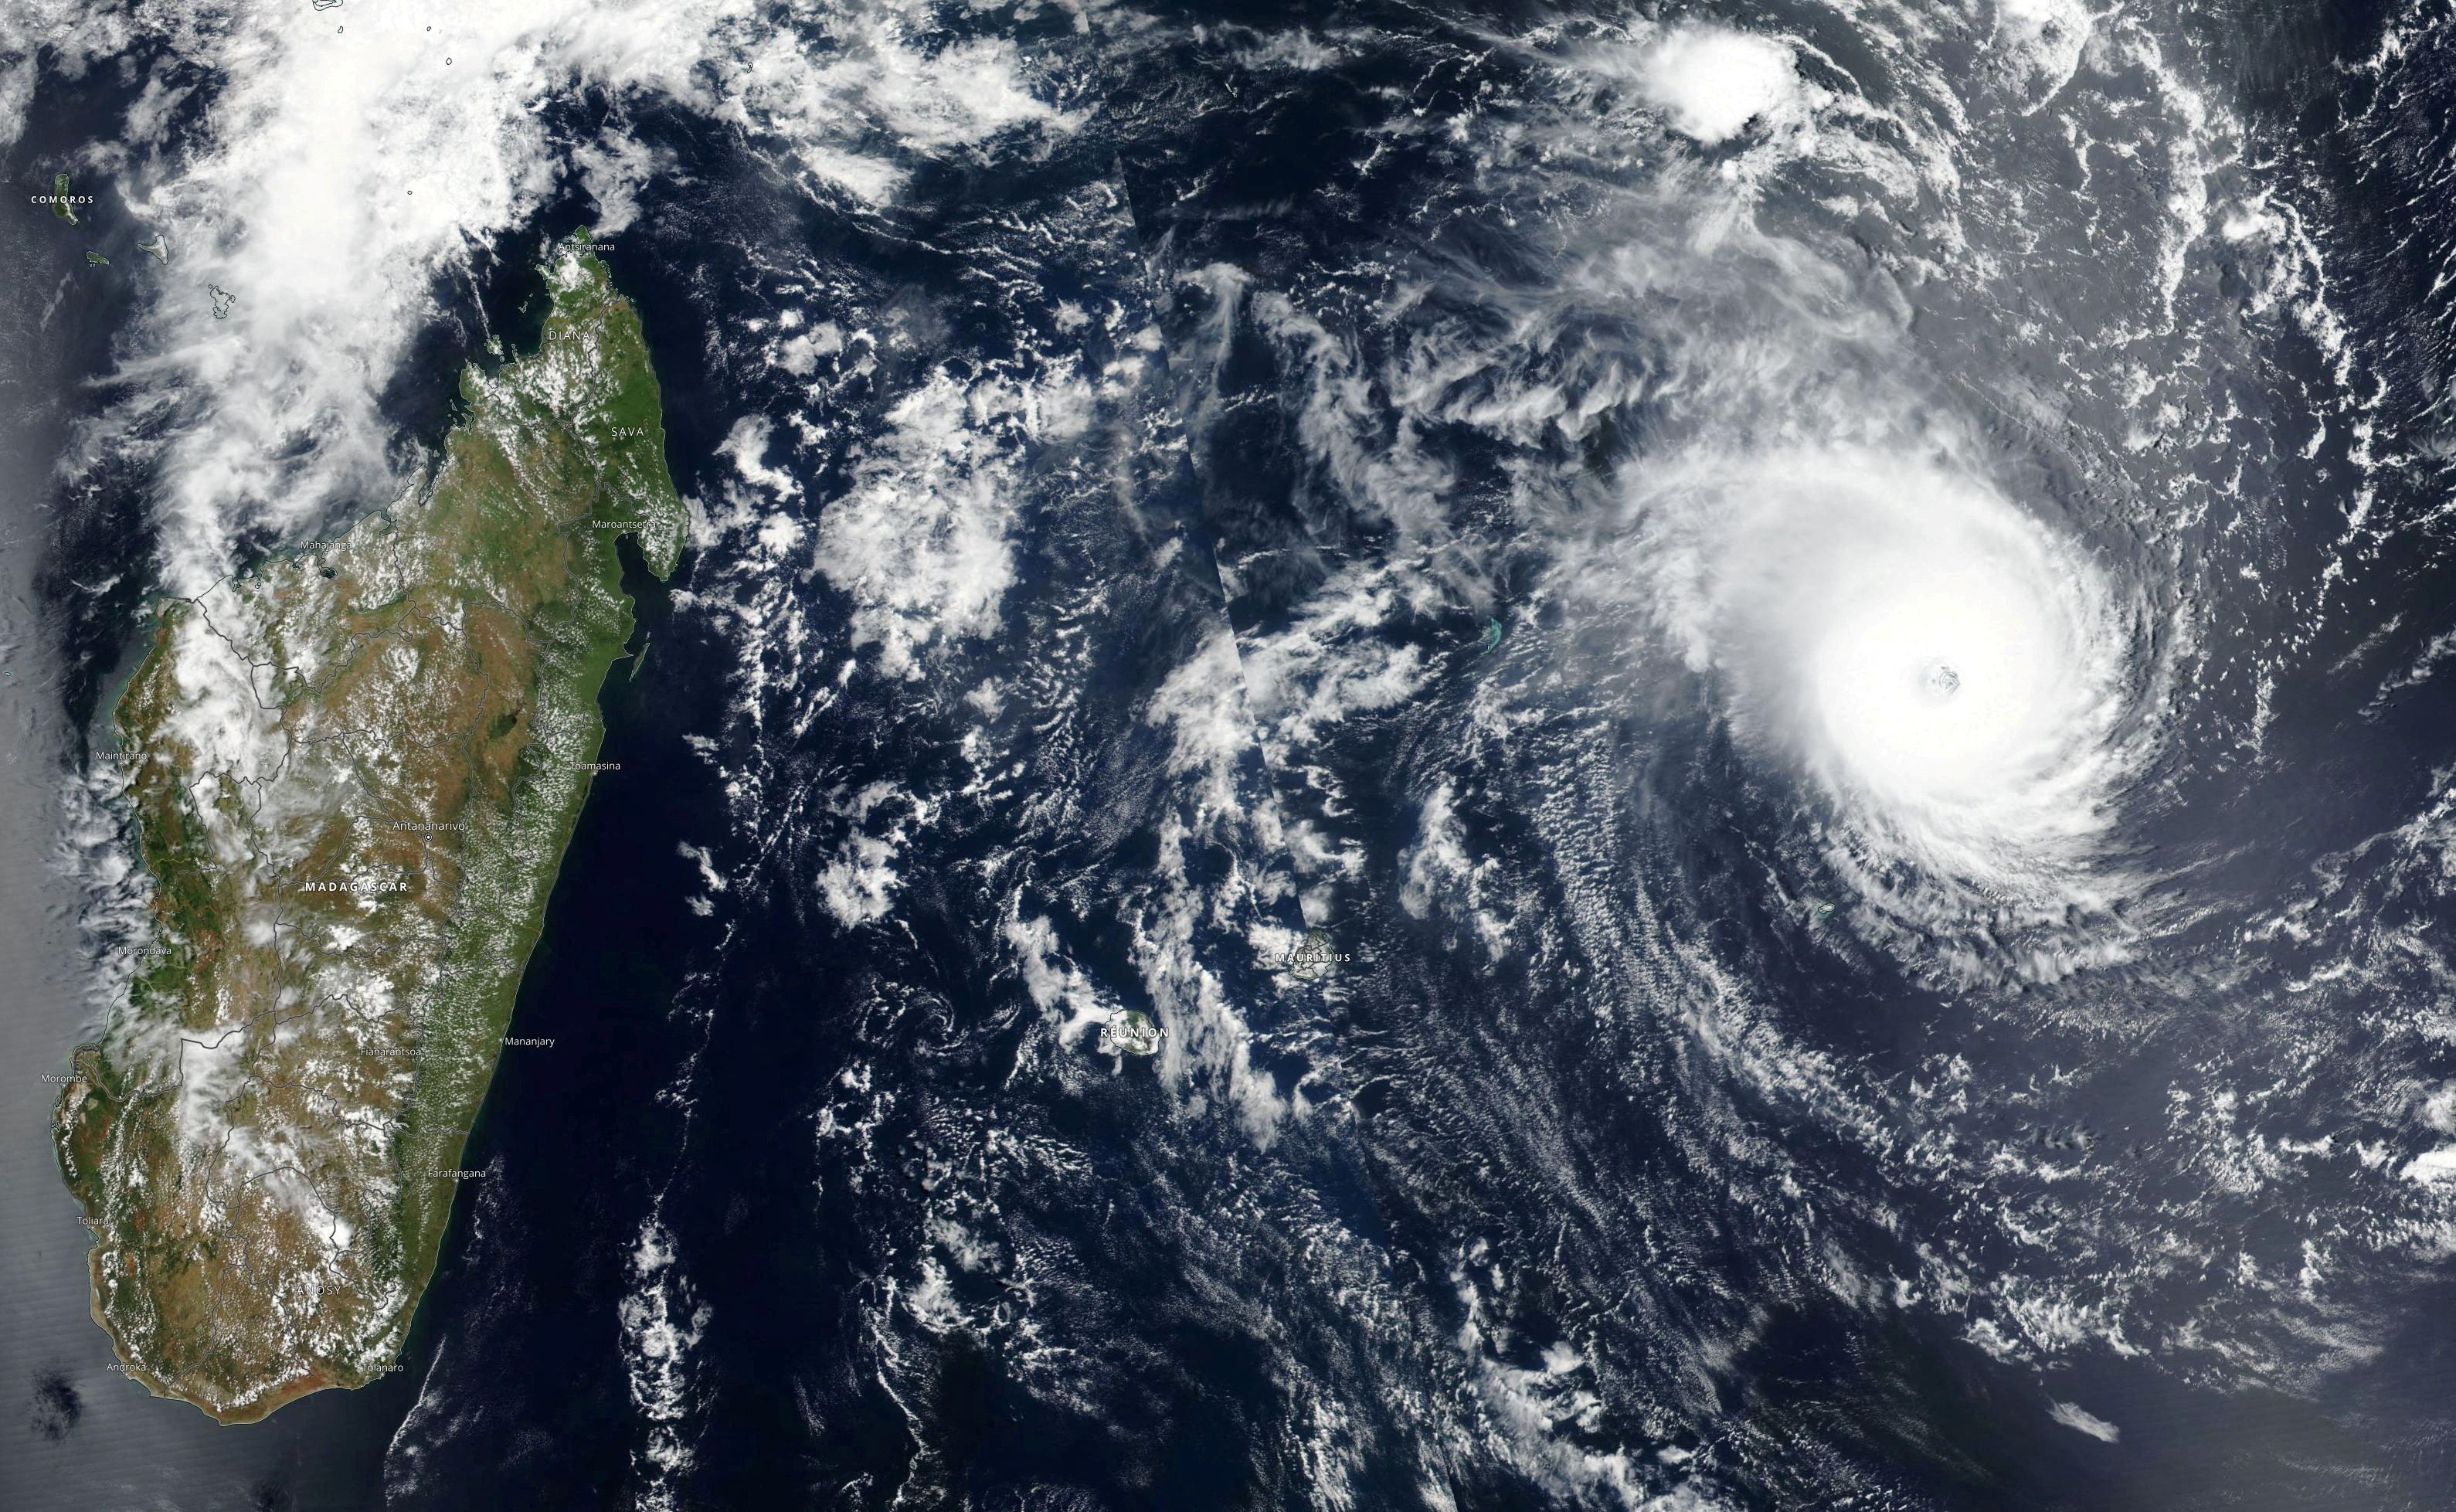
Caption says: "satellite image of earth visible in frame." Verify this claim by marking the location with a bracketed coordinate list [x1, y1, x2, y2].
[6, 0, 2456, 1507]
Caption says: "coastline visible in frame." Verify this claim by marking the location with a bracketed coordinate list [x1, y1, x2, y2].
[50, 242, 687, 1427]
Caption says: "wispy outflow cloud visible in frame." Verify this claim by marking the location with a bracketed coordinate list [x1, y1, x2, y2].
[36, 0, 1082, 596]
[2048, 1399, 2121, 1443]
[1106, 0, 2386, 1440]
[1608, 443, 2146, 957]
[0, 0, 138, 151]
[86, 1, 681, 589]
[17, 0, 1099, 1487]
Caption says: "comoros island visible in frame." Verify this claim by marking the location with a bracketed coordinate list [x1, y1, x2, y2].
[54, 238, 684, 1423]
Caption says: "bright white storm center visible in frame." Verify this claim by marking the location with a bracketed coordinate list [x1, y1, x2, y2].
[1635, 448, 2143, 926]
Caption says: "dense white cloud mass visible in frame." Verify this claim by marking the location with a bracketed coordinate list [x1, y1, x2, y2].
[12, 0, 1078, 593]
[1637, 25, 1800, 144]
[1629, 448, 2137, 923]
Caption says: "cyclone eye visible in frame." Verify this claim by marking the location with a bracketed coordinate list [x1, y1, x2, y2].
[1921, 661, 1961, 702]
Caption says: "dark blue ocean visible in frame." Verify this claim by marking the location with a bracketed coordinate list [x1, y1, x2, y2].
[13, 1, 2456, 1508]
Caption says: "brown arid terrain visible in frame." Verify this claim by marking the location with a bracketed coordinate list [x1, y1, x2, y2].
[55, 236, 684, 1423]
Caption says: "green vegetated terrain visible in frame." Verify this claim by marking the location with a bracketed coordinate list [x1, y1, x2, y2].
[54, 236, 684, 1423]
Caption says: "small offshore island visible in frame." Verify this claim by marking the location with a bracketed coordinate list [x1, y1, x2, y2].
[54, 237, 684, 1423]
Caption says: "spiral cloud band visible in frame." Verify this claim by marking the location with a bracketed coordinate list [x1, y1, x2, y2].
[1639, 449, 2139, 930]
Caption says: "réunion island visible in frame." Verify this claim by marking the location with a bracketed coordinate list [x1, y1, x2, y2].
[54, 237, 685, 1423]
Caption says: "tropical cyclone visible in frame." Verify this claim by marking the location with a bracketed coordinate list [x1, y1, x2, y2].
[53, 237, 684, 1424]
